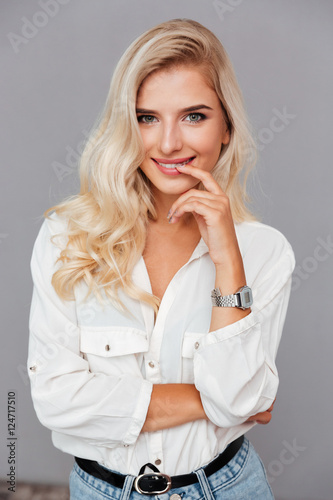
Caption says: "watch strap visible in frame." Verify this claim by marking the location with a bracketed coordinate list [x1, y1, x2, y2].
[211, 290, 238, 307]
[211, 286, 253, 309]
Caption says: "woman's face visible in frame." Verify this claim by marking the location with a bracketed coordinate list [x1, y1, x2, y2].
[136, 65, 230, 199]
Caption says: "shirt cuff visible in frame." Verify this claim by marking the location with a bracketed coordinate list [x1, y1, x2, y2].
[201, 311, 258, 347]
[122, 379, 153, 445]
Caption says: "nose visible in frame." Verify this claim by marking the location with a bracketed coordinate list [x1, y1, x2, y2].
[158, 121, 183, 155]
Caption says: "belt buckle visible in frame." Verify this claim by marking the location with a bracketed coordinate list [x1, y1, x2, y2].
[134, 472, 172, 495]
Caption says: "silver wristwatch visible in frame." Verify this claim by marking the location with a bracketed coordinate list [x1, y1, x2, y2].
[211, 285, 253, 310]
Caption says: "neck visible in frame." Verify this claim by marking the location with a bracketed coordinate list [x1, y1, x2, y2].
[150, 190, 196, 231]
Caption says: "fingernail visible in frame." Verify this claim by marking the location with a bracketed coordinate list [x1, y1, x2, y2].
[168, 209, 177, 223]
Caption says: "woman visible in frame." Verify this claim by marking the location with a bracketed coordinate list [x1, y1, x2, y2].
[28, 19, 295, 499]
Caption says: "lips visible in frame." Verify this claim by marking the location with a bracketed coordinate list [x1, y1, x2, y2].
[152, 156, 195, 169]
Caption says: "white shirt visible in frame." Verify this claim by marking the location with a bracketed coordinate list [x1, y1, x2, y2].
[28, 212, 295, 476]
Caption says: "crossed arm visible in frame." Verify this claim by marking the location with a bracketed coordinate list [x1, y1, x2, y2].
[142, 384, 275, 432]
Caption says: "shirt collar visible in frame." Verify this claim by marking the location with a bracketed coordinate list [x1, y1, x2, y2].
[188, 237, 209, 263]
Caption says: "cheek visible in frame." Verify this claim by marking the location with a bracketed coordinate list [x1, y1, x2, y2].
[195, 133, 223, 159]
[137, 126, 156, 151]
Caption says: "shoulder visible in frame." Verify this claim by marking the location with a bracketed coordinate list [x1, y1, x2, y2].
[31, 212, 70, 264]
[235, 220, 293, 257]
[36, 211, 69, 242]
[235, 220, 295, 282]
[44, 211, 69, 236]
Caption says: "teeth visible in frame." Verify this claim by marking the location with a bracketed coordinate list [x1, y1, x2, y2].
[156, 158, 193, 168]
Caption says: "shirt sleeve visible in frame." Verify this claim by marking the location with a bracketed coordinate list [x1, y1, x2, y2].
[27, 216, 153, 447]
[193, 224, 295, 428]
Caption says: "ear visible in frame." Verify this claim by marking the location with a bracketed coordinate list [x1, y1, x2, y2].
[221, 127, 230, 146]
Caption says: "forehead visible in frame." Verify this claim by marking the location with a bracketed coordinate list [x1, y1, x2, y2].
[136, 66, 219, 107]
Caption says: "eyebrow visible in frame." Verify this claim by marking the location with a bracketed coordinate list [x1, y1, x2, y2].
[136, 104, 213, 114]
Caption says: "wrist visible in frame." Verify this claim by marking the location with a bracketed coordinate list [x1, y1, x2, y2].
[214, 268, 247, 297]
[211, 285, 253, 310]
[212, 245, 243, 269]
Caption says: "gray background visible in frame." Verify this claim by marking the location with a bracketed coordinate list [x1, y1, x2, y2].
[1, 1, 332, 498]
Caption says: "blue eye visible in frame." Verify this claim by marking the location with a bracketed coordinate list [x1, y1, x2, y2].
[185, 113, 206, 123]
[137, 115, 156, 123]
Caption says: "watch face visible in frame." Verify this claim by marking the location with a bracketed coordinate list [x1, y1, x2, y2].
[239, 286, 253, 308]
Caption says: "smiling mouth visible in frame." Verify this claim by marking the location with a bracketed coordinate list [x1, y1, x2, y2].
[153, 157, 195, 169]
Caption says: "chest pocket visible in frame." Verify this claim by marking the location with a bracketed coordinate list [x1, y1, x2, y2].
[79, 326, 149, 377]
[80, 326, 149, 357]
[181, 332, 206, 383]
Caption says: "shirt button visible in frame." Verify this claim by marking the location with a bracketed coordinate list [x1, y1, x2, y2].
[148, 361, 155, 368]
[155, 458, 161, 466]
[194, 342, 200, 349]
[105, 344, 110, 351]
[170, 495, 182, 500]
[29, 365, 37, 372]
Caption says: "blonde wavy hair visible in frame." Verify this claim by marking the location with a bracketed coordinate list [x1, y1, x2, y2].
[46, 18, 257, 314]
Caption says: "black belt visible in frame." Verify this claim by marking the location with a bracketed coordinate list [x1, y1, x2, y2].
[75, 435, 244, 495]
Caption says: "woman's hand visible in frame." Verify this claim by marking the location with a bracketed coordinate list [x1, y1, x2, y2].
[246, 399, 276, 425]
[168, 164, 249, 329]
[167, 164, 240, 268]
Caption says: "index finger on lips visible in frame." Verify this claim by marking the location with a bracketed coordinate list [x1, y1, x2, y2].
[176, 164, 223, 196]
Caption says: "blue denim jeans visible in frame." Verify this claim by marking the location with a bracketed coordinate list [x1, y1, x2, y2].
[69, 437, 274, 499]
